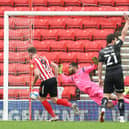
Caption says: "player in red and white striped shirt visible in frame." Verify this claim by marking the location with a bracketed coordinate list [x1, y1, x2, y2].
[28, 47, 79, 121]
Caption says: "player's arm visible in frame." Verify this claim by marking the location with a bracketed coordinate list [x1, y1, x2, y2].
[51, 62, 58, 79]
[83, 64, 97, 73]
[61, 74, 73, 83]
[119, 14, 129, 42]
[98, 62, 103, 87]
[31, 68, 39, 89]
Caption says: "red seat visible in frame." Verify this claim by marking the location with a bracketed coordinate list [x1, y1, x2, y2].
[98, 0, 114, 6]
[48, 17, 65, 29]
[9, 29, 30, 40]
[47, 0, 64, 6]
[74, 29, 92, 40]
[13, 0, 29, 6]
[49, 40, 67, 52]
[38, 52, 59, 63]
[0, 76, 3, 86]
[34, 18, 49, 29]
[0, 40, 3, 50]
[0, 52, 3, 62]
[58, 52, 77, 63]
[9, 40, 30, 51]
[33, 40, 50, 51]
[92, 29, 114, 40]
[66, 40, 84, 52]
[58, 29, 75, 40]
[9, 75, 30, 86]
[77, 52, 99, 63]
[40, 29, 58, 40]
[0, 29, 3, 39]
[9, 17, 31, 29]
[63, 0, 81, 6]
[14, 7, 30, 11]
[64, 17, 83, 29]
[62, 86, 76, 100]
[80, 0, 98, 6]
[0, 0, 13, 6]
[0, 88, 3, 99]
[78, 63, 91, 68]
[0, 18, 4, 29]
[32, 0, 48, 6]
[114, 0, 129, 6]
[9, 52, 29, 63]
[0, 63, 3, 74]
[0, 6, 13, 16]
[124, 76, 129, 86]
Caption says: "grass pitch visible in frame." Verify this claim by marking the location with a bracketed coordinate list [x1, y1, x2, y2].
[0, 121, 129, 129]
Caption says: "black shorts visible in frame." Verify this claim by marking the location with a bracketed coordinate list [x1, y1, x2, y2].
[104, 67, 124, 94]
[39, 77, 57, 97]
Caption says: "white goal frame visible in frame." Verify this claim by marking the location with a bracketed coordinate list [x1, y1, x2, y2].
[4, 11, 129, 120]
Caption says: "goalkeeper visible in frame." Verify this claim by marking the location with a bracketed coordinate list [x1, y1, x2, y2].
[59, 57, 129, 108]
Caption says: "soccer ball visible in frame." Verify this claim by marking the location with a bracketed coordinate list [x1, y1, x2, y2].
[30, 91, 39, 100]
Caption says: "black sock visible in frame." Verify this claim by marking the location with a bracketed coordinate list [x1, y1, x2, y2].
[101, 97, 108, 109]
[118, 99, 125, 116]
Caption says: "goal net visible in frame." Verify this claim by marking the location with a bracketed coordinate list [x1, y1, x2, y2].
[3, 11, 129, 121]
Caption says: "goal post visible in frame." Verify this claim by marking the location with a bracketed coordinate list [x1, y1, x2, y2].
[3, 11, 129, 120]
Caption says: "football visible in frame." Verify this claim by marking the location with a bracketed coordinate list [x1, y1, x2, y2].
[30, 91, 39, 100]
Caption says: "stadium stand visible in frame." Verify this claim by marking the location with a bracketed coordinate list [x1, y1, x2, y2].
[0, 0, 129, 100]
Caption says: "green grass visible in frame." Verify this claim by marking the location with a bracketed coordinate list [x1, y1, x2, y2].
[0, 121, 129, 129]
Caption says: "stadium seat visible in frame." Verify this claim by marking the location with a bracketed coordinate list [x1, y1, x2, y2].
[0, 63, 3, 75]
[9, 17, 31, 29]
[77, 52, 99, 63]
[0, 18, 3, 29]
[114, 0, 129, 6]
[9, 29, 30, 40]
[80, 0, 98, 6]
[0, 0, 13, 6]
[34, 17, 49, 29]
[78, 63, 91, 68]
[124, 76, 129, 86]
[9, 40, 30, 51]
[0, 76, 3, 86]
[9, 63, 30, 74]
[13, 0, 29, 6]
[38, 52, 59, 63]
[92, 29, 114, 40]
[57, 29, 75, 40]
[58, 52, 77, 63]
[62, 86, 76, 100]
[47, 0, 64, 6]
[48, 17, 66, 29]
[33, 40, 50, 51]
[0, 7, 13, 16]
[49, 40, 67, 52]
[32, 0, 49, 6]
[9, 52, 29, 63]
[97, 0, 114, 6]
[74, 29, 92, 40]
[63, 0, 81, 6]
[40, 29, 58, 40]
[0, 52, 3, 62]
[0, 88, 3, 99]
[0, 29, 4, 39]
[66, 40, 84, 52]
[64, 17, 83, 29]
[0, 40, 3, 50]
[9, 75, 30, 86]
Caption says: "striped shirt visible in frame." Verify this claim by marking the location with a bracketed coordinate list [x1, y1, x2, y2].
[32, 56, 55, 81]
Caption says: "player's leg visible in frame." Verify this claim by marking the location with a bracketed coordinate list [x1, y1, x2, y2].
[48, 78, 80, 114]
[114, 69, 125, 122]
[99, 73, 114, 122]
[39, 81, 57, 120]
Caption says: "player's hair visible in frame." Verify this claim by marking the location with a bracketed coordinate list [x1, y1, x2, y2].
[27, 47, 37, 54]
[70, 62, 78, 68]
[106, 34, 115, 45]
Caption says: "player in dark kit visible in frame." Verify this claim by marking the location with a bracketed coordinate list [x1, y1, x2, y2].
[98, 14, 129, 122]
